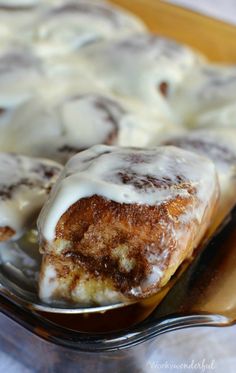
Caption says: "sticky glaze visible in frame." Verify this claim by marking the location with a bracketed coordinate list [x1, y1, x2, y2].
[38, 145, 217, 242]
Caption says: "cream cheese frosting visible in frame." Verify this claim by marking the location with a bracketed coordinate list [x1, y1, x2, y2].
[30, 1, 146, 57]
[162, 128, 236, 222]
[0, 77, 176, 162]
[77, 34, 203, 112]
[38, 145, 217, 242]
[0, 153, 62, 241]
[0, 47, 43, 109]
[171, 64, 236, 127]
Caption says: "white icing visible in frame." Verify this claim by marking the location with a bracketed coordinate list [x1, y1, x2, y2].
[60, 94, 121, 146]
[194, 102, 236, 129]
[0, 5, 40, 48]
[162, 128, 236, 215]
[163, 128, 236, 172]
[0, 85, 175, 162]
[32, 1, 146, 57]
[38, 145, 217, 242]
[0, 24, 12, 41]
[0, 153, 62, 240]
[171, 64, 236, 126]
[77, 34, 202, 111]
[0, 48, 43, 108]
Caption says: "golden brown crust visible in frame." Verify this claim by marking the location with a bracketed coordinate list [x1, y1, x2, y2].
[0, 226, 15, 241]
[40, 190, 218, 302]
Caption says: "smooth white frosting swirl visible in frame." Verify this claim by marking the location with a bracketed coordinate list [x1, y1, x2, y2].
[38, 145, 217, 242]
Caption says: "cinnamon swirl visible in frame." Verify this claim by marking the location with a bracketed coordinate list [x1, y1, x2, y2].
[38, 145, 219, 305]
[2, 88, 175, 163]
[32, 1, 146, 56]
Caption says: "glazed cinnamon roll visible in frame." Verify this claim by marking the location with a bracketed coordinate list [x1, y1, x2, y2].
[0, 153, 62, 242]
[0, 48, 43, 116]
[193, 102, 236, 129]
[3, 87, 175, 163]
[163, 128, 236, 222]
[32, 1, 146, 56]
[171, 64, 236, 127]
[38, 145, 219, 305]
[77, 33, 202, 112]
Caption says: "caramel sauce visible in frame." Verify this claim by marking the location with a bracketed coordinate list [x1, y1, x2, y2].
[38, 288, 169, 333]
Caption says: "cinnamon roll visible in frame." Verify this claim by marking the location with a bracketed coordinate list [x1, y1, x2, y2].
[38, 145, 219, 305]
[77, 34, 202, 113]
[2, 86, 175, 163]
[171, 64, 236, 127]
[0, 153, 62, 241]
[0, 48, 43, 114]
[193, 102, 236, 129]
[32, 1, 146, 56]
[163, 128, 236, 222]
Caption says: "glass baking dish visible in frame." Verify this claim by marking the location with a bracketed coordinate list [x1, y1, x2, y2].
[1, 1, 236, 372]
[2, 206, 236, 372]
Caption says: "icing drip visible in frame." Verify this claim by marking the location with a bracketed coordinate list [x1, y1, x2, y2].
[0, 48, 43, 108]
[57, 94, 123, 148]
